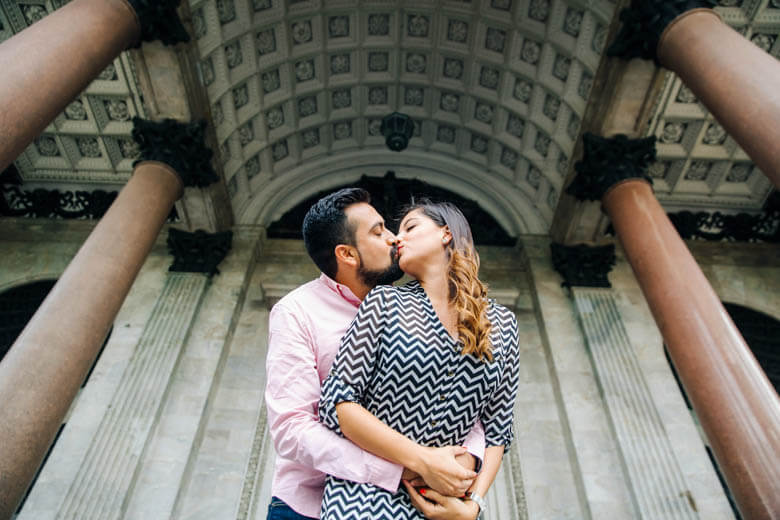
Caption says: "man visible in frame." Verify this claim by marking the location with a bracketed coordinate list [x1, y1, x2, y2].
[265, 188, 485, 519]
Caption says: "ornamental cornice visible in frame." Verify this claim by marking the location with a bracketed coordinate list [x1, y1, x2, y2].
[566, 133, 656, 202]
[607, 0, 717, 63]
[167, 228, 233, 276]
[131, 118, 218, 188]
[550, 242, 616, 288]
[126, 0, 189, 46]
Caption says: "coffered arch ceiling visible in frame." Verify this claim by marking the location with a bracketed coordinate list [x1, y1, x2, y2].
[3, 0, 777, 233]
[189, 0, 618, 233]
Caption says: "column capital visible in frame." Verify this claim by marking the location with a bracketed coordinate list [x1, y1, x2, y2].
[551, 243, 616, 288]
[127, 0, 190, 46]
[566, 133, 656, 202]
[607, 0, 716, 63]
[167, 228, 233, 276]
[132, 118, 218, 188]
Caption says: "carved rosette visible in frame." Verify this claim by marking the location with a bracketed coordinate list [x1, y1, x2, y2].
[607, 0, 716, 63]
[550, 243, 616, 288]
[127, 0, 190, 46]
[566, 133, 656, 202]
[131, 118, 218, 188]
[167, 229, 233, 276]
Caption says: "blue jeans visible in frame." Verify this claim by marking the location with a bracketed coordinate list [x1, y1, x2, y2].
[266, 497, 316, 520]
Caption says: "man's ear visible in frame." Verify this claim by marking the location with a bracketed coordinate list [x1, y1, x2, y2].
[334, 244, 359, 268]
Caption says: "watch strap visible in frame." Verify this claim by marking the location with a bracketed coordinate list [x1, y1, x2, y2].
[468, 491, 487, 518]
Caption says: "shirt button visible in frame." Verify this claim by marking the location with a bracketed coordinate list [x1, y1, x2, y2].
[440, 394, 446, 401]
[448, 370, 454, 377]
[430, 420, 437, 427]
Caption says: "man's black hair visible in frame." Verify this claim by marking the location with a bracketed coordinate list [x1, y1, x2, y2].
[302, 187, 371, 279]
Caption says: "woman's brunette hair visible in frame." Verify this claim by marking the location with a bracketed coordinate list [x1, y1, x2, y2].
[401, 200, 492, 361]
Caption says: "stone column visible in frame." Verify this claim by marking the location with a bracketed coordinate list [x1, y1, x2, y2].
[608, 1, 780, 188]
[0, 0, 188, 173]
[552, 243, 698, 519]
[567, 133, 780, 520]
[0, 118, 216, 517]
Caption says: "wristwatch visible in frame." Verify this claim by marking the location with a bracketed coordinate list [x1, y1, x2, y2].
[468, 491, 487, 519]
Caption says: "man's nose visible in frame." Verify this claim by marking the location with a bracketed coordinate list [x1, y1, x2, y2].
[385, 232, 397, 245]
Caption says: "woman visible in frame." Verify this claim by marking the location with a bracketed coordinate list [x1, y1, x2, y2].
[318, 200, 520, 519]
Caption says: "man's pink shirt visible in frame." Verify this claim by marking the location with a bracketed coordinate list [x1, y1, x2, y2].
[265, 273, 485, 518]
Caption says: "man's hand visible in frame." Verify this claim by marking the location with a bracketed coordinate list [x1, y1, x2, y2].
[415, 446, 477, 496]
[403, 480, 480, 520]
[401, 467, 420, 481]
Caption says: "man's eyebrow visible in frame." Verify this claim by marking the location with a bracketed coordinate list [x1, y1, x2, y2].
[369, 221, 385, 232]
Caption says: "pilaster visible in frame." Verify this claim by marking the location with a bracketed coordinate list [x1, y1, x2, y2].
[553, 243, 698, 519]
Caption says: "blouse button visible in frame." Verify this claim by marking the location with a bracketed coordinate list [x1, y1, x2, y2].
[440, 394, 446, 401]
[430, 420, 437, 427]
[447, 370, 454, 377]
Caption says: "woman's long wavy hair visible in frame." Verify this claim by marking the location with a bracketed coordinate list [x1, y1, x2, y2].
[401, 200, 493, 361]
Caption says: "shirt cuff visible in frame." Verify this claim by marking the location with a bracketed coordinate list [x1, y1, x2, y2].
[366, 455, 404, 493]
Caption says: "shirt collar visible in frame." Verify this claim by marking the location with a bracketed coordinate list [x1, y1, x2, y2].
[319, 273, 362, 307]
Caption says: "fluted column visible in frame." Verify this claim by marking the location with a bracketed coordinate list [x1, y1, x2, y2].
[567, 133, 780, 520]
[552, 243, 698, 519]
[0, 118, 216, 517]
[608, 1, 780, 188]
[0, 0, 188, 173]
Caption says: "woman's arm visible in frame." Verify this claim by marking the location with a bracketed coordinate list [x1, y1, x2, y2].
[335, 401, 477, 496]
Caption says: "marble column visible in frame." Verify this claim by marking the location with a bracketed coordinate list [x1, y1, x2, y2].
[567, 133, 780, 519]
[608, 1, 780, 188]
[0, 0, 188, 172]
[552, 243, 698, 519]
[55, 229, 231, 520]
[0, 118, 215, 517]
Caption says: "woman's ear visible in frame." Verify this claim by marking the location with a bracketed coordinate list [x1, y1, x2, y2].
[334, 244, 359, 267]
[442, 227, 453, 246]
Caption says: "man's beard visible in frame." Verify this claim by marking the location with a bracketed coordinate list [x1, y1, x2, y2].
[357, 247, 403, 287]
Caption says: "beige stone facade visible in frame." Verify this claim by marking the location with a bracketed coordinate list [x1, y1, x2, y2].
[3, 216, 776, 519]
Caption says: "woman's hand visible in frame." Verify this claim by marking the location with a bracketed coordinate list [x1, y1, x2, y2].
[413, 446, 477, 496]
[403, 481, 480, 520]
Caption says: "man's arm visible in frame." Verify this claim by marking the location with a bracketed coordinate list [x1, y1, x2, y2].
[265, 303, 403, 492]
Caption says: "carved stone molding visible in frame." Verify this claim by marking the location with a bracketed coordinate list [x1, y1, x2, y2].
[1, 186, 117, 219]
[132, 118, 217, 188]
[566, 133, 656, 202]
[550, 242, 616, 288]
[167, 228, 232, 276]
[126, 0, 189, 46]
[667, 207, 779, 243]
[607, 0, 716, 63]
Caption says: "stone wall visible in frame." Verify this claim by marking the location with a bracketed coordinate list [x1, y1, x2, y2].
[2, 220, 776, 519]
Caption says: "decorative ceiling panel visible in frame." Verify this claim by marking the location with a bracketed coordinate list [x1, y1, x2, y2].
[188, 0, 618, 228]
[1, 1, 145, 189]
[646, 0, 779, 212]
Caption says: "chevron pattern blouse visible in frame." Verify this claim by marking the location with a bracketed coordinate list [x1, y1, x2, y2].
[319, 281, 520, 519]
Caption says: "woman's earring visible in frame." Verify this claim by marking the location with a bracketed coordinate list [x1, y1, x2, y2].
[442, 237, 449, 244]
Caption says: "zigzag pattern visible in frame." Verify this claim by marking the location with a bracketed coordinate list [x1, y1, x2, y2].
[319, 282, 520, 518]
